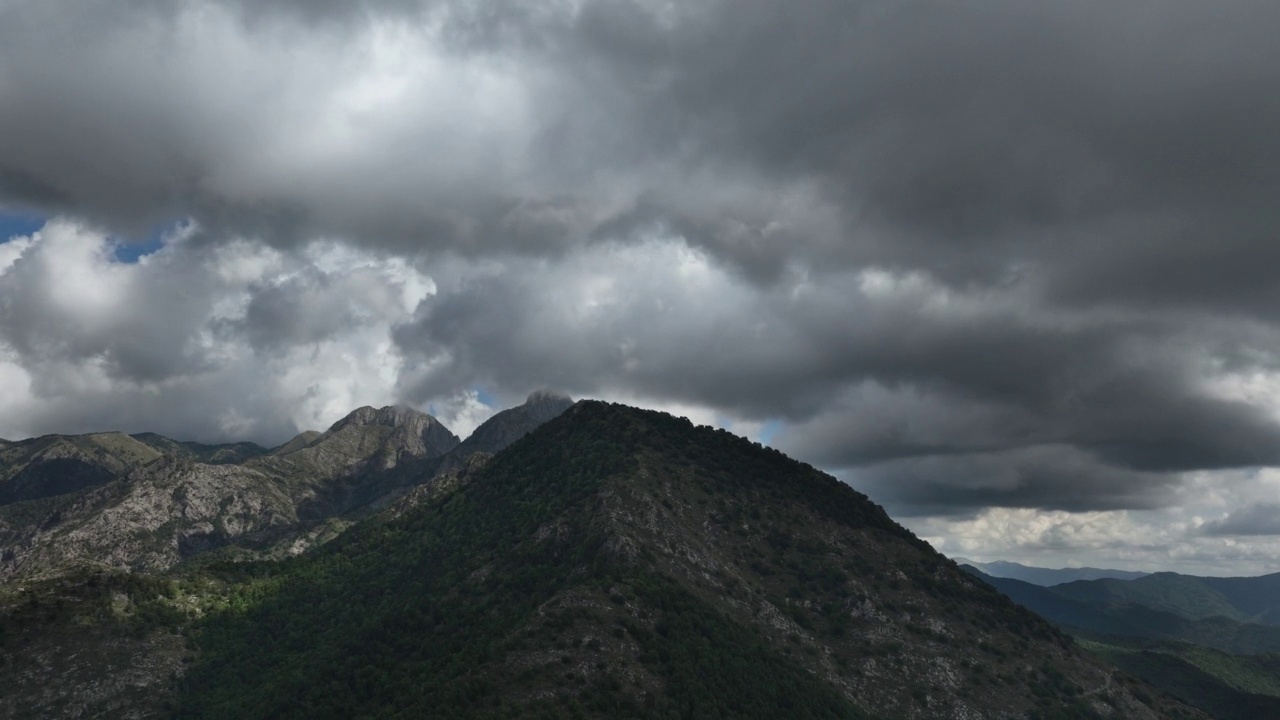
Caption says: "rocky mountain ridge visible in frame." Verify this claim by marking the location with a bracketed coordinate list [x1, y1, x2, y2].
[0, 393, 573, 583]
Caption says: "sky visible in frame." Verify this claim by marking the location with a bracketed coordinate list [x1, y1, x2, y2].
[1, 0, 1279, 576]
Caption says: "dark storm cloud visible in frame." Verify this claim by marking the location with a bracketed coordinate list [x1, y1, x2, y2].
[847, 445, 1179, 518]
[1, 0, 1279, 520]
[392, 245, 1280, 512]
[4, 1, 1277, 290]
[778, 325, 1280, 475]
[0, 166, 71, 207]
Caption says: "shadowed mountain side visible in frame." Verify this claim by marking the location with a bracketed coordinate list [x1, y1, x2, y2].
[175, 402, 1195, 720]
[0, 433, 162, 505]
[1077, 635, 1280, 720]
[961, 566, 1280, 655]
[1047, 571, 1280, 627]
[954, 558, 1149, 586]
[433, 391, 574, 474]
[269, 431, 321, 456]
[1200, 574, 1280, 626]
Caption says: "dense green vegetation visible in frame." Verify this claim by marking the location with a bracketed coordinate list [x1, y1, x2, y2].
[176, 403, 871, 718]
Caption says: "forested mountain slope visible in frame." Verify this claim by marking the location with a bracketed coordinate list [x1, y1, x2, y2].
[176, 402, 1194, 720]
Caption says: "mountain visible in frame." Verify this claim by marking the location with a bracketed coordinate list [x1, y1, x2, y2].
[244, 404, 460, 518]
[129, 433, 269, 465]
[0, 405, 462, 582]
[306, 404, 460, 459]
[1078, 635, 1280, 720]
[955, 558, 1149, 586]
[0, 401, 1206, 718]
[1196, 574, 1280, 626]
[269, 430, 321, 456]
[173, 402, 1191, 719]
[1049, 572, 1280, 628]
[961, 566, 1280, 655]
[961, 562, 1280, 631]
[0, 432, 162, 505]
[962, 564, 1280, 718]
[433, 390, 574, 473]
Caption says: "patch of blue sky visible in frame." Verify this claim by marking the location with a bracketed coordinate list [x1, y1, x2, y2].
[0, 210, 180, 264]
[110, 219, 183, 263]
[110, 232, 167, 263]
[755, 420, 784, 446]
[474, 386, 496, 407]
[0, 210, 46, 243]
[712, 415, 784, 446]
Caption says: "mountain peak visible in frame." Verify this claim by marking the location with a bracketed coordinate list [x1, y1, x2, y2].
[435, 392, 574, 471]
[333, 405, 438, 431]
[525, 388, 570, 403]
[317, 404, 460, 461]
[520, 390, 574, 422]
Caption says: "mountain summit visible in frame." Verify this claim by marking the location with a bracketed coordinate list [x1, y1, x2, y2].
[316, 404, 460, 460]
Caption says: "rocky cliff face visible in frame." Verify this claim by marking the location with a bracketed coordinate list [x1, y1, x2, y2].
[0, 405, 467, 583]
[0, 457, 301, 581]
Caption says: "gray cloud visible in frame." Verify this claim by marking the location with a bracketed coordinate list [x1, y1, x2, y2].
[0, 0, 1279, 570]
[3, 2, 1276, 291]
[388, 241, 1280, 515]
[1202, 503, 1280, 537]
[847, 444, 1180, 518]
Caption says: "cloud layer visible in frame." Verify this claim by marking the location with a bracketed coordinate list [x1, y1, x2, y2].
[2, 0, 1279, 572]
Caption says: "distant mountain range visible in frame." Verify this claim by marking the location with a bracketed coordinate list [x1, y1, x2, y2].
[961, 563, 1280, 719]
[954, 558, 1149, 586]
[0, 398, 1194, 719]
